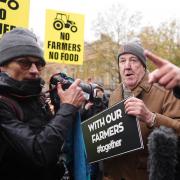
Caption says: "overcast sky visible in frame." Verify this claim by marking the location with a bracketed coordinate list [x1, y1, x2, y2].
[29, 0, 180, 42]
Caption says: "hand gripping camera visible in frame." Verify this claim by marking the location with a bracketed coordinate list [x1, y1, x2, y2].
[49, 72, 99, 112]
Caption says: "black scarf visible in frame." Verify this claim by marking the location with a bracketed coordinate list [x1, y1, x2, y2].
[0, 72, 44, 97]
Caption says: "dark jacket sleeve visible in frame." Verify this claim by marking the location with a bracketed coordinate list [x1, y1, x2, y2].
[173, 86, 180, 99]
[0, 102, 77, 166]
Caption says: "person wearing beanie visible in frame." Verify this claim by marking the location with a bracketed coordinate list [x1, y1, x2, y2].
[0, 27, 86, 180]
[103, 41, 180, 180]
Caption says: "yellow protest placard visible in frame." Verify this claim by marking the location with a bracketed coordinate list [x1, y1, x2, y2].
[0, 0, 30, 37]
[44, 9, 84, 65]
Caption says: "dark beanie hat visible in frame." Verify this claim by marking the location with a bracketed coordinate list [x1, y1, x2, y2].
[118, 41, 146, 68]
[0, 27, 45, 66]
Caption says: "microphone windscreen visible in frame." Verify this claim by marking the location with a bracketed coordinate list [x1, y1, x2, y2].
[148, 126, 177, 180]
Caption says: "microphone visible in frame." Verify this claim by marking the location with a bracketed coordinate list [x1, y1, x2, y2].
[148, 126, 177, 180]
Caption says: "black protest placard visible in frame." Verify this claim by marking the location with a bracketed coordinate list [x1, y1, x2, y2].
[81, 99, 144, 163]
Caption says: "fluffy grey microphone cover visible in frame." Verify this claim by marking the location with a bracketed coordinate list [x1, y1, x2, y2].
[148, 126, 178, 180]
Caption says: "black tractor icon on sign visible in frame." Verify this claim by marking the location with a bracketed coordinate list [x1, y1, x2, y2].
[53, 13, 78, 33]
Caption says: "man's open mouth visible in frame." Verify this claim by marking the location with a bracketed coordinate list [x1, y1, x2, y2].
[125, 73, 134, 77]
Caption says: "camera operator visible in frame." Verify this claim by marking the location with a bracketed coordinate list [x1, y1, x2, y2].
[0, 27, 85, 180]
[80, 84, 108, 121]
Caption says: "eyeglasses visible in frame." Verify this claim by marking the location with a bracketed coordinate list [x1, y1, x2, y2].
[14, 58, 45, 71]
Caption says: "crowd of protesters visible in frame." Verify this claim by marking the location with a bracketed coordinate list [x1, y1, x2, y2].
[0, 27, 179, 180]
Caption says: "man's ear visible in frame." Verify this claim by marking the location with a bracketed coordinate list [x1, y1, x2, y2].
[0, 66, 8, 73]
[0, 66, 4, 72]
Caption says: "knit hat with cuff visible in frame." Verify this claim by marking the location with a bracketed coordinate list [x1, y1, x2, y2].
[0, 27, 45, 66]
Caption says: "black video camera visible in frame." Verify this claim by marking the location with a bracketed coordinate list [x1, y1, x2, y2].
[49, 72, 98, 112]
